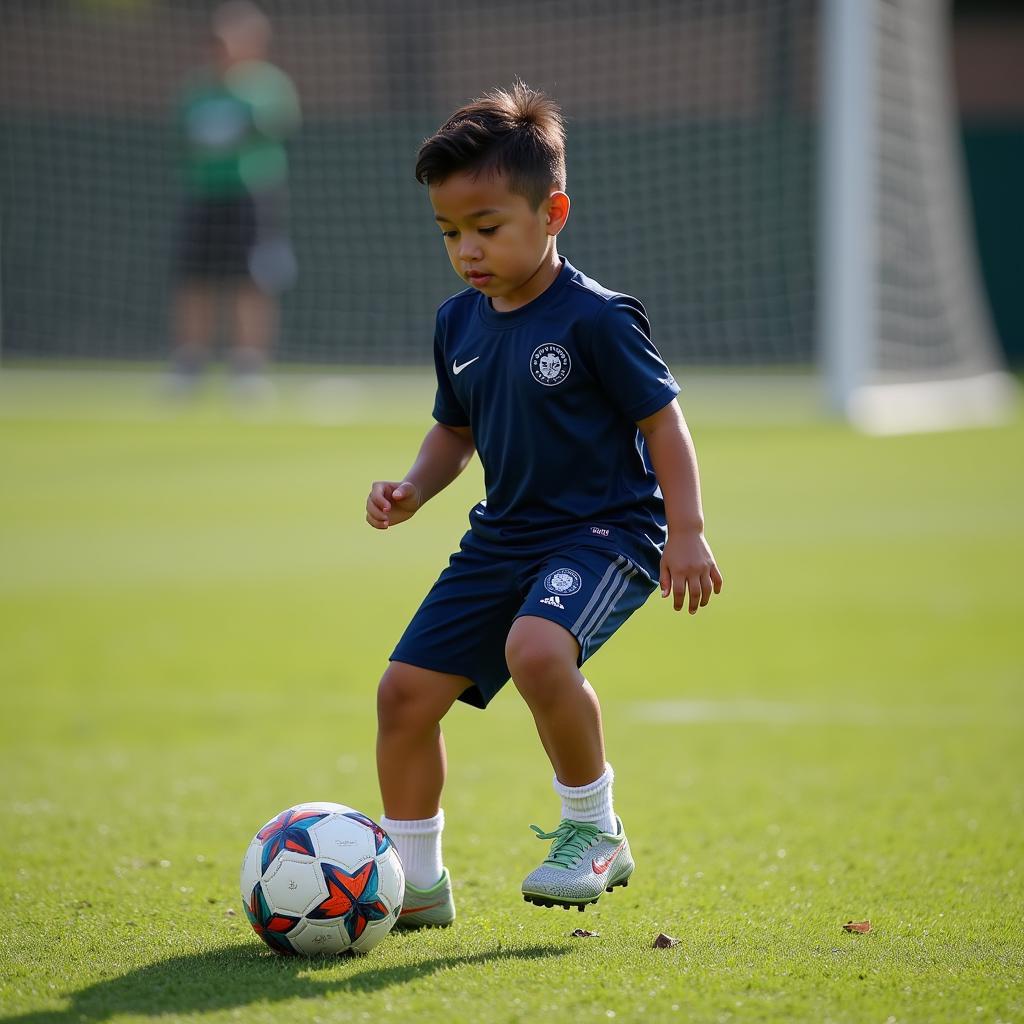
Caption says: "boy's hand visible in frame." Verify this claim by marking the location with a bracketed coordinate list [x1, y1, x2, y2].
[366, 480, 421, 530]
[660, 530, 723, 614]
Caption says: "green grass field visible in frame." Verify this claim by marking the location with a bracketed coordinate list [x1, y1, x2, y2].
[1, 369, 1021, 1024]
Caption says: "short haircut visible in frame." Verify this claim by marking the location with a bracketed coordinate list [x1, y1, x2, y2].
[415, 82, 566, 209]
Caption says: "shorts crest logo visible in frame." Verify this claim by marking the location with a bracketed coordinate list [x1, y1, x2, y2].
[530, 343, 571, 386]
[543, 568, 582, 596]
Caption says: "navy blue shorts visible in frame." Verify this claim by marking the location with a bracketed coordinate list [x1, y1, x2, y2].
[390, 537, 657, 709]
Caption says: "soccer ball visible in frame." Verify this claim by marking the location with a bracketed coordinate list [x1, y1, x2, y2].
[239, 801, 405, 956]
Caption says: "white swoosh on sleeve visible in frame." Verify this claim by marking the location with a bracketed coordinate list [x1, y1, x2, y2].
[452, 356, 480, 375]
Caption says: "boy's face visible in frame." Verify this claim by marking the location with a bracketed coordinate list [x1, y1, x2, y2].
[429, 170, 569, 312]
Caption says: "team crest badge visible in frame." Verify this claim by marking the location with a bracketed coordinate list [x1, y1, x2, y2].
[530, 343, 571, 386]
[543, 568, 582, 596]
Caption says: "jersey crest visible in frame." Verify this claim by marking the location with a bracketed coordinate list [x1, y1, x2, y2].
[530, 343, 571, 386]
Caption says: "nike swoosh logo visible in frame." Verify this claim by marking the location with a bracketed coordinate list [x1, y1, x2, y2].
[452, 356, 480, 375]
[399, 900, 445, 916]
[592, 845, 624, 875]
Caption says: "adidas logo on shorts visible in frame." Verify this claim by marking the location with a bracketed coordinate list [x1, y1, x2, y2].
[540, 595, 565, 610]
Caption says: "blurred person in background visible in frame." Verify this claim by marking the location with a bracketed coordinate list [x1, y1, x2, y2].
[170, 0, 300, 398]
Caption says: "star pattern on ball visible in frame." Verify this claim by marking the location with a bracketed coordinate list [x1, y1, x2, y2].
[344, 811, 393, 855]
[307, 861, 390, 941]
[244, 884, 298, 955]
[257, 807, 330, 874]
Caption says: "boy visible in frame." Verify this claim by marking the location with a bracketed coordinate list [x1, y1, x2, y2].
[365, 83, 722, 926]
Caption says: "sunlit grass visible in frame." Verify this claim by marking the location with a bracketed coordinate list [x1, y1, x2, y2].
[1, 370, 1021, 1024]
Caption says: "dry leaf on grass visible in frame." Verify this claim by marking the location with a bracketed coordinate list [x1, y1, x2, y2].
[842, 920, 871, 933]
[570, 928, 600, 938]
[652, 932, 680, 948]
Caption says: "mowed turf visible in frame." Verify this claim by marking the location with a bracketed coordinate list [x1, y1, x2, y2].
[1, 369, 1021, 1024]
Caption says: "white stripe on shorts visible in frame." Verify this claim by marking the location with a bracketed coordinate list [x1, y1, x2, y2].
[577, 561, 638, 648]
[581, 565, 634, 643]
[571, 556, 627, 635]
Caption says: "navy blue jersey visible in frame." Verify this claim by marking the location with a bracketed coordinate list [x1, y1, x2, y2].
[431, 258, 680, 575]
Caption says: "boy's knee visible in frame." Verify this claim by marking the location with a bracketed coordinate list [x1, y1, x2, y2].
[505, 617, 580, 700]
[376, 662, 461, 731]
[377, 664, 424, 729]
[504, 639, 549, 687]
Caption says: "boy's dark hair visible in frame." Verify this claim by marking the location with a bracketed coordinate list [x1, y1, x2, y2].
[415, 82, 565, 209]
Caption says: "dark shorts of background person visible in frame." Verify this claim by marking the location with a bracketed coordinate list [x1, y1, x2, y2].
[390, 534, 658, 709]
[174, 190, 296, 294]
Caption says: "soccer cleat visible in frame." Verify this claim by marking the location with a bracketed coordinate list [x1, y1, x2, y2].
[393, 867, 455, 930]
[521, 817, 634, 910]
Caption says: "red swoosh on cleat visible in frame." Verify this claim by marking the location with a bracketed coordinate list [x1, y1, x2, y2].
[592, 845, 623, 875]
[399, 901, 444, 917]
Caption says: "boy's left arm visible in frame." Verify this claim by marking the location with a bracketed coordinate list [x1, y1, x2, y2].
[637, 399, 724, 614]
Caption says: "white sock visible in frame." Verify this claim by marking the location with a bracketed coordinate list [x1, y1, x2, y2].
[553, 763, 617, 835]
[379, 810, 445, 891]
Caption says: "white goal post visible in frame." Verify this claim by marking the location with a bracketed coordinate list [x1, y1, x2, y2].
[818, 0, 1017, 434]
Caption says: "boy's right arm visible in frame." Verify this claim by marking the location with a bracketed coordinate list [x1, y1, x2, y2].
[366, 422, 475, 530]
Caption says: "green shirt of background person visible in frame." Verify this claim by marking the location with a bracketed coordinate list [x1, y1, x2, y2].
[178, 35, 300, 200]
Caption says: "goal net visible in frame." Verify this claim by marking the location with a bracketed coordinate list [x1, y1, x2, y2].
[0, 0, 1013, 430]
[819, 0, 1015, 432]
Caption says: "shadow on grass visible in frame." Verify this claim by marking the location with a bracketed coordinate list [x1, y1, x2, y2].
[3, 942, 570, 1023]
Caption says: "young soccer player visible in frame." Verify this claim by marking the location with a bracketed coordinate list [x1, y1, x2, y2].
[366, 83, 722, 925]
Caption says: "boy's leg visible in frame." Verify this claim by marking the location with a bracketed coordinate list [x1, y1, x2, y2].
[504, 616, 605, 790]
[507, 616, 633, 909]
[508, 547, 657, 909]
[376, 660, 467, 820]
[505, 616, 616, 833]
[376, 661, 466, 927]
[509, 548, 655, 802]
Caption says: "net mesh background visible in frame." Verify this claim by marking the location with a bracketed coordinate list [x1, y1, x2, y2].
[873, 0, 997, 378]
[0, 0, 820, 367]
